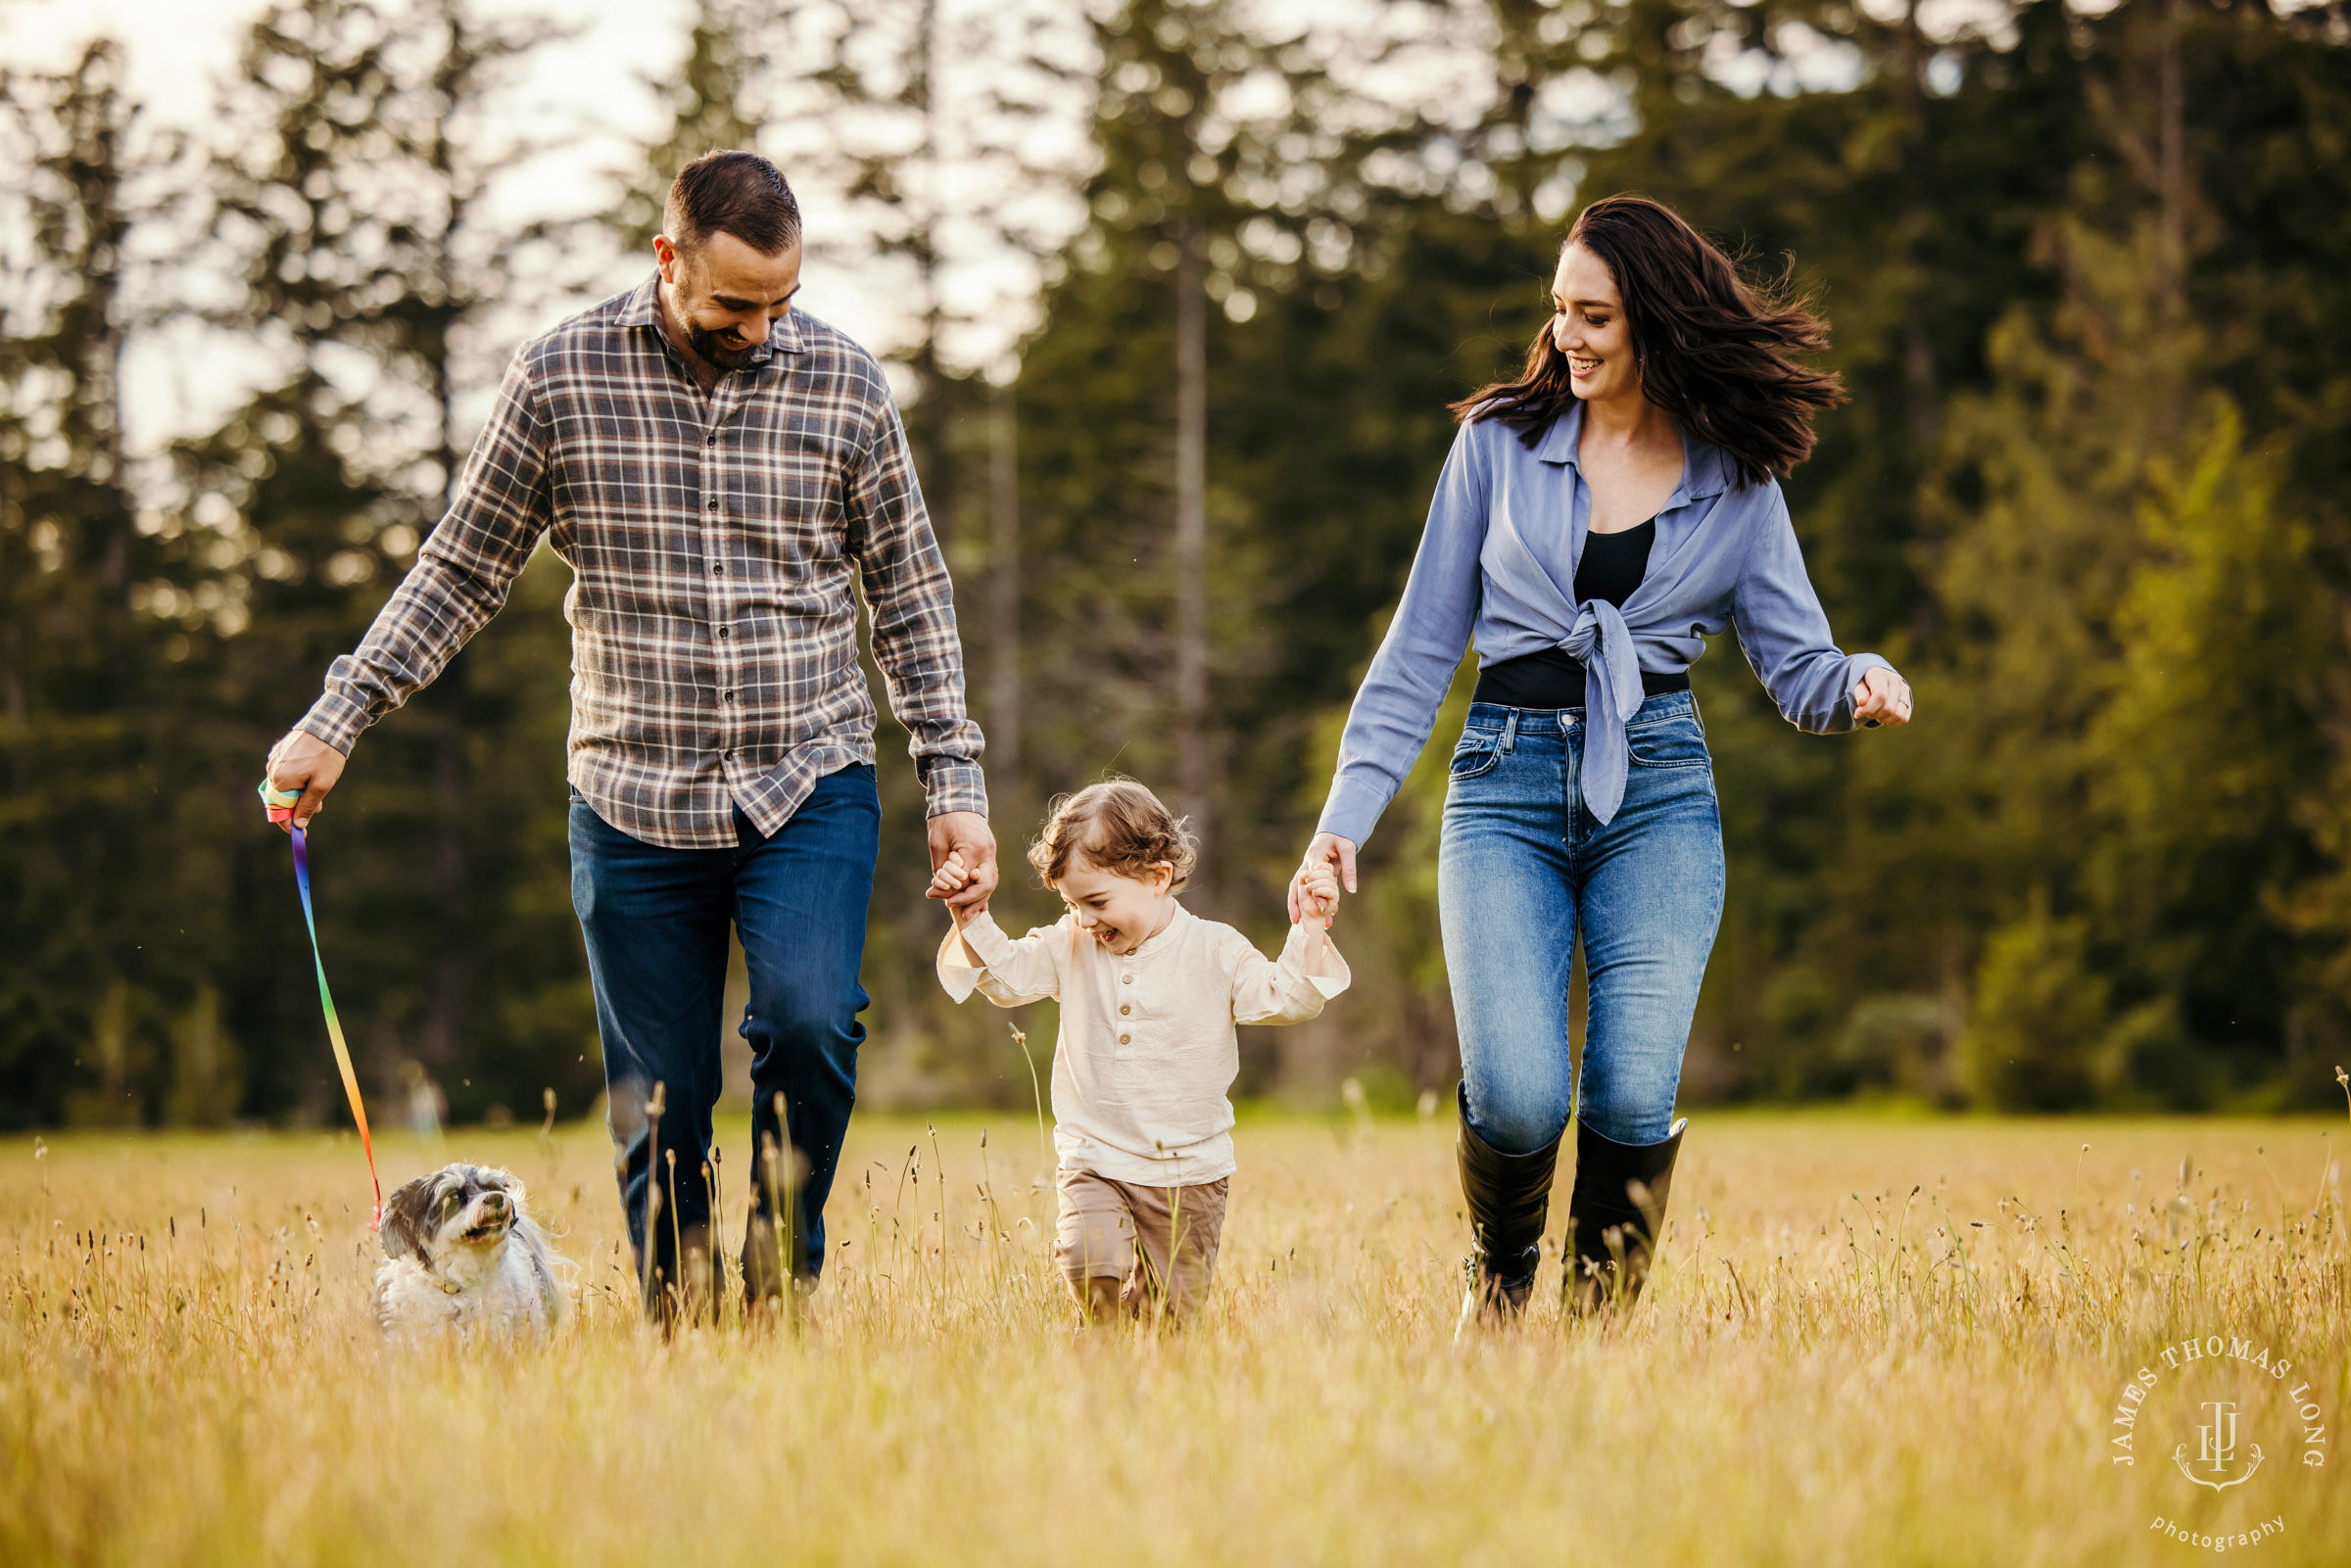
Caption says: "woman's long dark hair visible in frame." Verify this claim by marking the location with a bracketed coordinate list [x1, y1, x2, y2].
[1452, 195, 1845, 486]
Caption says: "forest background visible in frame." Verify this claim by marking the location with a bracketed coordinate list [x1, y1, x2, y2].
[4, 0, 2348, 1131]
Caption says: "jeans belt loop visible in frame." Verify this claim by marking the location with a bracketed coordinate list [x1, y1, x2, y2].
[1500, 710, 1519, 753]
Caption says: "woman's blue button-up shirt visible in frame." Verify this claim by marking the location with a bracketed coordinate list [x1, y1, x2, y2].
[1318, 403, 1895, 841]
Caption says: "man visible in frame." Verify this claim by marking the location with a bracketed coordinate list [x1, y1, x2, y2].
[264, 150, 997, 1317]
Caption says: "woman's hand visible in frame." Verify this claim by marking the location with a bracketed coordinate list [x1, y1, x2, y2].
[1296, 863, 1341, 926]
[1852, 666, 1914, 728]
[1288, 832, 1359, 925]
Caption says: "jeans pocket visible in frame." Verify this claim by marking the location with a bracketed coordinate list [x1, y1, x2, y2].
[1448, 731, 1505, 781]
[1626, 715, 1710, 770]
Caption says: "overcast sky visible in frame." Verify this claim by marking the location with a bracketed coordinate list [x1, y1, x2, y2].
[2, 0, 1067, 452]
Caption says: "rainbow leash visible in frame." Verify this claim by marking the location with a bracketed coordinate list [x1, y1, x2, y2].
[259, 780, 383, 1230]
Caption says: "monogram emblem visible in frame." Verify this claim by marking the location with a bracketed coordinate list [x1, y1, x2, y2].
[2173, 1400, 2265, 1491]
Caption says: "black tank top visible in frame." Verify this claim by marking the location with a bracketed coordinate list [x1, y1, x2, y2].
[1469, 519, 1692, 710]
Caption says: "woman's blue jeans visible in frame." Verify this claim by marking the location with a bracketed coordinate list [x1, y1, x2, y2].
[569, 765, 879, 1289]
[1439, 693, 1724, 1155]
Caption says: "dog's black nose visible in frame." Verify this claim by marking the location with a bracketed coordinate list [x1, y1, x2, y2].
[481, 1190, 509, 1212]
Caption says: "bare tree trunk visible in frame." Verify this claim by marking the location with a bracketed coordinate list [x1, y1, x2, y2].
[1174, 222, 1210, 900]
[907, 0, 943, 489]
[2156, 0, 2186, 333]
[1897, 0, 1939, 448]
[987, 377, 1021, 781]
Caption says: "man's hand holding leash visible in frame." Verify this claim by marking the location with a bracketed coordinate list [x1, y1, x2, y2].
[264, 729, 346, 833]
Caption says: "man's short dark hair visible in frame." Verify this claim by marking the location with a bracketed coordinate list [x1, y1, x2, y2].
[664, 150, 802, 256]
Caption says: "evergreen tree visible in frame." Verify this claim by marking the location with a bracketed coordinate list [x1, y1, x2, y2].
[177, 0, 594, 1123]
[0, 41, 194, 1127]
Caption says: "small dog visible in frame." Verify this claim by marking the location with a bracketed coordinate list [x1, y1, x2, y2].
[372, 1163, 567, 1342]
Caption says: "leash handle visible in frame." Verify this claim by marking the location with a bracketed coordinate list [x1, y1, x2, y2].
[259, 780, 384, 1230]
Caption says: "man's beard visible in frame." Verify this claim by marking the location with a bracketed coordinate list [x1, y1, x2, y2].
[685, 317, 759, 370]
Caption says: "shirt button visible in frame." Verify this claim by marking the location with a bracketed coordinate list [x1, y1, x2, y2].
[705, 434, 717, 446]
[707, 498, 719, 511]
[724, 749, 736, 760]
[1119, 1034, 1130, 1045]
[1119, 1005, 1129, 1016]
[717, 626, 729, 639]
[722, 690, 734, 701]
[712, 563, 724, 574]
[1121, 974, 1133, 984]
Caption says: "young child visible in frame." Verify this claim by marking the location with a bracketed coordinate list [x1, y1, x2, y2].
[931, 779, 1347, 1324]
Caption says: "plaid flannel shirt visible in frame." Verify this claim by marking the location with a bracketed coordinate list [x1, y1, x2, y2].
[298, 273, 987, 849]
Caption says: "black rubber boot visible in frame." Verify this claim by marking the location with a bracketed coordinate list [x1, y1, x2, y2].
[1565, 1117, 1687, 1316]
[1453, 1089, 1562, 1338]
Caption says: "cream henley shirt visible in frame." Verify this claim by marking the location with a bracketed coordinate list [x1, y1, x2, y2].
[936, 903, 1349, 1186]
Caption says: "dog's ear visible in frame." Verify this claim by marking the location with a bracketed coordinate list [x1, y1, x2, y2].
[380, 1174, 440, 1264]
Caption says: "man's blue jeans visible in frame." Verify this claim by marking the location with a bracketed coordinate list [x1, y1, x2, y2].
[1438, 694, 1725, 1155]
[569, 764, 879, 1296]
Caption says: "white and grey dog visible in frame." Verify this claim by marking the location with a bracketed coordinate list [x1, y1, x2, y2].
[371, 1163, 568, 1341]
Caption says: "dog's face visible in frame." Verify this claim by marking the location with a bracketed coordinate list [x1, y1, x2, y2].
[381, 1164, 526, 1269]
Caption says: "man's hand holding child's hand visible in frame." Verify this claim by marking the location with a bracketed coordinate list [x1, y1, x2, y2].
[931, 851, 984, 924]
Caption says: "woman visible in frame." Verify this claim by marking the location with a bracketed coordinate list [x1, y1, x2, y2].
[1290, 196, 1913, 1330]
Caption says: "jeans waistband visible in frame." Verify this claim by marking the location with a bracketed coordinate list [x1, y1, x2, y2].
[1464, 689, 1697, 728]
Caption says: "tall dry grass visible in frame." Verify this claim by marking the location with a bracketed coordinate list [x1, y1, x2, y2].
[2, 1108, 2345, 1565]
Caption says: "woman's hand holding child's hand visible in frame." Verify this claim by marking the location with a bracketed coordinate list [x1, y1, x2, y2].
[1296, 863, 1340, 975]
[1287, 832, 1358, 925]
[1297, 864, 1340, 927]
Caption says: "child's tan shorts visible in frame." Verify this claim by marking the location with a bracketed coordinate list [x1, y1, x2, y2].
[1053, 1167, 1230, 1322]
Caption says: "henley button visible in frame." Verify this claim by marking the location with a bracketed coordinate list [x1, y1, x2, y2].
[1121, 974, 1132, 984]
[1119, 1034, 1130, 1045]
[1119, 1005, 1129, 1016]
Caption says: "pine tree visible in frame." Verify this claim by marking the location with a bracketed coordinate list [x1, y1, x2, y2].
[0, 41, 192, 1126]
[178, 0, 593, 1122]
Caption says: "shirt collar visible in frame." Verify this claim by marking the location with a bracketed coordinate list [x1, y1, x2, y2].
[1533, 400, 1732, 506]
[1677, 436, 1731, 501]
[1532, 400, 1586, 465]
[625, 270, 803, 368]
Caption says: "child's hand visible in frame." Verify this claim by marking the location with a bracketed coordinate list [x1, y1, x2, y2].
[1298, 863, 1341, 926]
[931, 851, 985, 922]
[1297, 865, 1339, 975]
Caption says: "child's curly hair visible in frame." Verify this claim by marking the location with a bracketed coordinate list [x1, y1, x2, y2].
[1027, 779, 1199, 892]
